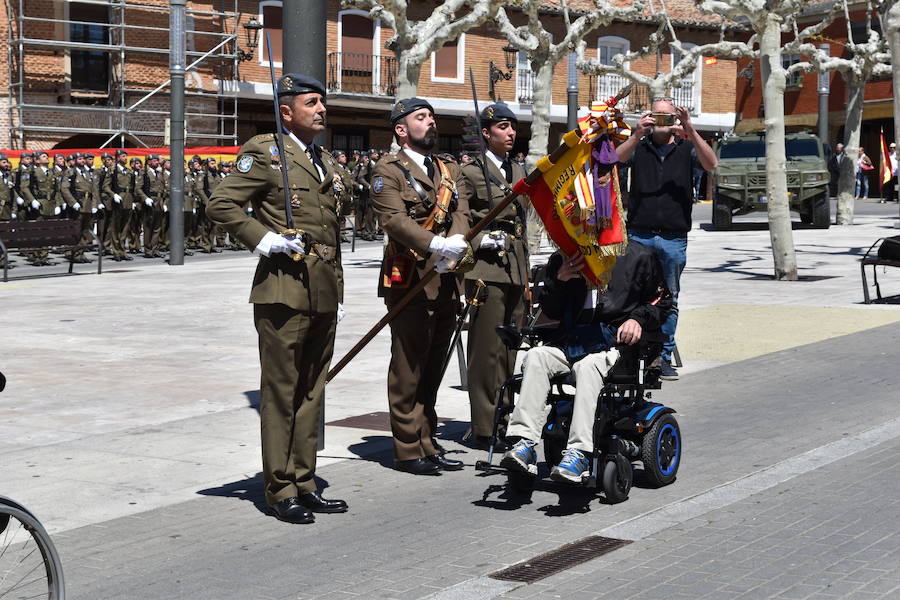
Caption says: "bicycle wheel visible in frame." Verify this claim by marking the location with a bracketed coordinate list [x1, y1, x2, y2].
[0, 501, 65, 599]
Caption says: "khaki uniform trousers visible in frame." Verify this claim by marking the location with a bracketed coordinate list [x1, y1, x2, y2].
[254, 303, 336, 505]
[142, 208, 164, 254]
[386, 299, 456, 461]
[111, 206, 132, 258]
[506, 345, 620, 453]
[465, 280, 525, 436]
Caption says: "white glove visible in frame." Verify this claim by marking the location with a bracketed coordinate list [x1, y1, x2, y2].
[98, 203, 105, 210]
[337, 303, 345, 322]
[144, 198, 153, 207]
[429, 233, 468, 261]
[73, 202, 81, 211]
[435, 255, 455, 274]
[479, 232, 506, 250]
[192, 208, 197, 214]
[255, 231, 305, 257]
[113, 194, 122, 204]
[91, 207, 98, 214]
[164, 204, 169, 212]
[30, 199, 40, 210]
[16, 196, 24, 206]
[10, 212, 16, 220]
[54, 206, 61, 215]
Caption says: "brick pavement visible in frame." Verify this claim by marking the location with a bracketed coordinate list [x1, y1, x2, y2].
[52, 322, 900, 599]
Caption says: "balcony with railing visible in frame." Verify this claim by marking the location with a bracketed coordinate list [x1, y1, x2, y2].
[588, 75, 697, 115]
[326, 52, 398, 97]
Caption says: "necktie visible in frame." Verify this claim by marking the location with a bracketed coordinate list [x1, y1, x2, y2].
[424, 156, 435, 180]
[306, 145, 324, 182]
[501, 158, 513, 183]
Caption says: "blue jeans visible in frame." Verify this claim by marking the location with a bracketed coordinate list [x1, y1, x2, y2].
[856, 171, 869, 198]
[629, 231, 687, 362]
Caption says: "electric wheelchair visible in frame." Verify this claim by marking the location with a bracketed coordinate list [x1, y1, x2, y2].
[474, 296, 682, 504]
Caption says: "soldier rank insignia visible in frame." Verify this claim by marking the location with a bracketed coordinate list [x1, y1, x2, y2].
[237, 156, 254, 173]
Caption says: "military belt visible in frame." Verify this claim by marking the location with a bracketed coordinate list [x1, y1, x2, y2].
[492, 219, 523, 237]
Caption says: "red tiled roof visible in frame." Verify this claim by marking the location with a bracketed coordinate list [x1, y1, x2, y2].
[537, 0, 747, 31]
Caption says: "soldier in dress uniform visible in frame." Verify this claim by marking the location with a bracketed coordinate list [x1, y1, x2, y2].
[60, 152, 96, 263]
[370, 98, 471, 476]
[135, 154, 166, 258]
[127, 157, 144, 253]
[207, 73, 348, 525]
[458, 103, 530, 449]
[52, 154, 67, 217]
[195, 157, 221, 253]
[102, 149, 136, 261]
[95, 152, 114, 256]
[21, 151, 60, 265]
[0, 154, 14, 223]
[14, 151, 34, 221]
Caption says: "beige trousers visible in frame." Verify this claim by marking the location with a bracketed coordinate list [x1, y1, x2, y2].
[506, 345, 620, 453]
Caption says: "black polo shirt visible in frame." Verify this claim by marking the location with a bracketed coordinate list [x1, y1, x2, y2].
[627, 136, 699, 234]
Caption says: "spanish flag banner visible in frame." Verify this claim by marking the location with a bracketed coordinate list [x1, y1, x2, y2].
[1, 146, 240, 169]
[880, 128, 893, 188]
[513, 101, 630, 288]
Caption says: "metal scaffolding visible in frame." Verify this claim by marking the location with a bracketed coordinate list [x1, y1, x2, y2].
[6, 0, 242, 148]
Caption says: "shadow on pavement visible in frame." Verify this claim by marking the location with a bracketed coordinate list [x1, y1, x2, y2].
[196, 473, 338, 516]
[243, 389, 260, 413]
[346, 435, 395, 468]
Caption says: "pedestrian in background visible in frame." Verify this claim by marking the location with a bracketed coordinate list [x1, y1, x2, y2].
[856, 146, 872, 201]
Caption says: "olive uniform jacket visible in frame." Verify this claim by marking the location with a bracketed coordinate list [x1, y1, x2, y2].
[102, 164, 136, 210]
[370, 150, 470, 304]
[60, 167, 96, 214]
[22, 166, 58, 218]
[0, 169, 15, 220]
[207, 134, 344, 314]
[136, 167, 166, 210]
[458, 158, 529, 287]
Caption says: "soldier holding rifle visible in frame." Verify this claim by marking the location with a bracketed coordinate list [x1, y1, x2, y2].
[371, 98, 471, 476]
[207, 73, 347, 525]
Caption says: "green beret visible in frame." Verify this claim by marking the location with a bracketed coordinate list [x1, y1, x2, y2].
[480, 102, 518, 126]
[277, 73, 326, 98]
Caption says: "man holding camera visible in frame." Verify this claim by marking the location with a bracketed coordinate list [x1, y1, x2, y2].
[615, 98, 717, 380]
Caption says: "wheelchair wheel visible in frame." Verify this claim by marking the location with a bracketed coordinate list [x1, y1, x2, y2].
[507, 471, 536, 495]
[543, 437, 565, 468]
[641, 414, 681, 487]
[0, 501, 65, 599]
[601, 457, 632, 503]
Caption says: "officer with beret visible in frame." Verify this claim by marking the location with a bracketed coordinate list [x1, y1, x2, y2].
[14, 151, 34, 221]
[59, 152, 97, 262]
[135, 153, 166, 258]
[370, 98, 471, 475]
[21, 151, 60, 265]
[208, 73, 348, 524]
[458, 102, 530, 449]
[101, 149, 136, 261]
[0, 154, 14, 223]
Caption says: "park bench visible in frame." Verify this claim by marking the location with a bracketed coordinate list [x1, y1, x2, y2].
[0, 219, 102, 282]
[860, 236, 900, 304]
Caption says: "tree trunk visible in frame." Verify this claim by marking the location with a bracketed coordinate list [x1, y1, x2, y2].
[759, 15, 798, 281]
[837, 74, 865, 224]
[525, 60, 555, 254]
[887, 1, 900, 222]
[395, 53, 421, 100]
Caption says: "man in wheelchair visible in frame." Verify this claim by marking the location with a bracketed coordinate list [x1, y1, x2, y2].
[500, 241, 669, 484]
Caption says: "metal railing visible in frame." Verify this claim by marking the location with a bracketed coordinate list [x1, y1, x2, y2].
[326, 52, 397, 97]
[587, 76, 696, 114]
[516, 69, 534, 105]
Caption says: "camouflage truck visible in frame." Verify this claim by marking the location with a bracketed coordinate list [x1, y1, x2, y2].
[712, 132, 830, 230]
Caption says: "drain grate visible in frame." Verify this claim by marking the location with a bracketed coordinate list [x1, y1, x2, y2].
[489, 536, 632, 584]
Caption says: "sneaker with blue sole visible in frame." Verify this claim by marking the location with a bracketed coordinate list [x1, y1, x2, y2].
[500, 440, 538, 475]
[659, 359, 679, 381]
[550, 448, 590, 483]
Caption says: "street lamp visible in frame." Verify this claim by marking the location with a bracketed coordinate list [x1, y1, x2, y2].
[489, 44, 518, 101]
[237, 18, 264, 62]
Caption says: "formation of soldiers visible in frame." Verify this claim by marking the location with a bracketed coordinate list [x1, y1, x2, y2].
[0, 150, 247, 264]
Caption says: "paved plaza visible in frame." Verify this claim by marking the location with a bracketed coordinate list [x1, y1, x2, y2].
[2, 200, 900, 599]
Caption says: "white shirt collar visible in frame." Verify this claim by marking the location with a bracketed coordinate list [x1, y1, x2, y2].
[287, 130, 324, 180]
[402, 147, 432, 176]
[486, 150, 507, 172]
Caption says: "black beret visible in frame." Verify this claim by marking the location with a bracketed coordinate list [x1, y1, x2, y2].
[391, 97, 434, 124]
[53, 153, 64, 159]
[147, 153, 160, 160]
[65, 155, 73, 161]
[101, 152, 112, 159]
[480, 102, 517, 126]
[206, 157, 217, 163]
[191, 155, 201, 161]
[84, 153, 94, 158]
[72, 152, 83, 159]
[35, 151, 48, 158]
[20, 151, 33, 158]
[0, 153, 7, 160]
[115, 149, 128, 156]
[277, 73, 326, 98]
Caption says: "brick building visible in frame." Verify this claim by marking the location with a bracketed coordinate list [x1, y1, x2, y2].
[732, 3, 894, 158]
[2, 0, 742, 152]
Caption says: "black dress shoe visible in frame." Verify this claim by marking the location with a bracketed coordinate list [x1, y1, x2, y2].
[427, 454, 464, 471]
[298, 491, 348, 513]
[122, 255, 134, 261]
[270, 497, 315, 524]
[395, 457, 441, 476]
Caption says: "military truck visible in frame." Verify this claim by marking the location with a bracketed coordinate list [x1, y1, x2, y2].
[712, 132, 830, 230]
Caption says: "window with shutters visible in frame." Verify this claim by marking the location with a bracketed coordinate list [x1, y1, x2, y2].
[431, 35, 464, 83]
[259, 1, 283, 67]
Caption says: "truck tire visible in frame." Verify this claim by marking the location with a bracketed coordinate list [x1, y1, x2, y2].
[712, 193, 732, 230]
[811, 194, 830, 229]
